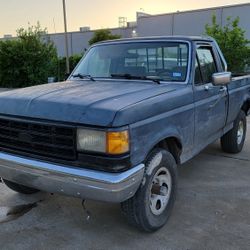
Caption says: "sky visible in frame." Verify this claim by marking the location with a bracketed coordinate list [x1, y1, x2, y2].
[0, 0, 249, 37]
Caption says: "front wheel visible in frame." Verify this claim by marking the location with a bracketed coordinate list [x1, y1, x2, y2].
[221, 110, 247, 153]
[121, 148, 178, 232]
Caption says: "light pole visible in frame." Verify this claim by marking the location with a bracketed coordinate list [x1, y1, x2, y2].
[62, 0, 70, 75]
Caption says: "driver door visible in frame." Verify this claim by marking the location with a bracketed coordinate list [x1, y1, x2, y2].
[194, 45, 228, 148]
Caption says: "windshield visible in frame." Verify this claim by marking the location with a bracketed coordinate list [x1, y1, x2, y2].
[72, 42, 189, 82]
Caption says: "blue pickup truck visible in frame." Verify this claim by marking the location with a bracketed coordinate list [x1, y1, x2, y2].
[0, 36, 249, 231]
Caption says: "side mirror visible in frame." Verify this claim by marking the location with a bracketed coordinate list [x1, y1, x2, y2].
[212, 72, 231, 86]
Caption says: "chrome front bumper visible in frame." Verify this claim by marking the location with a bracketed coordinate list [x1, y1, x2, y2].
[0, 152, 145, 202]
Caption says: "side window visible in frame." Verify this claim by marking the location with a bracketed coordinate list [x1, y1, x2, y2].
[196, 47, 217, 83]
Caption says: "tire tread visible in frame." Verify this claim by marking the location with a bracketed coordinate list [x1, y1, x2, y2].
[221, 110, 246, 153]
[121, 148, 177, 232]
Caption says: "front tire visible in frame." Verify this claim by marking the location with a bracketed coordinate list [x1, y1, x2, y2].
[3, 179, 40, 194]
[121, 148, 178, 232]
[221, 110, 247, 153]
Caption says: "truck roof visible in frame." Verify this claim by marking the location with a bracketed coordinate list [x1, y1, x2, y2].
[96, 36, 213, 45]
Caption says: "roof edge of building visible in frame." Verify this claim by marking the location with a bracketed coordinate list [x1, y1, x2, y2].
[138, 2, 250, 19]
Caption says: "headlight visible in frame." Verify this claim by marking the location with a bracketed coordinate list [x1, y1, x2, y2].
[77, 129, 129, 155]
[77, 129, 106, 153]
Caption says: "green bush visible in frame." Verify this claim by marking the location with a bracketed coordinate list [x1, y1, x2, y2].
[55, 54, 83, 81]
[89, 29, 121, 45]
[0, 23, 57, 88]
[205, 15, 250, 73]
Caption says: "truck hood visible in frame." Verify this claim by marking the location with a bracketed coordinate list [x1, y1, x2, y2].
[0, 80, 177, 127]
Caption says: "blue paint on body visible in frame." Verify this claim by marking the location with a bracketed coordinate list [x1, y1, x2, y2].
[0, 36, 249, 170]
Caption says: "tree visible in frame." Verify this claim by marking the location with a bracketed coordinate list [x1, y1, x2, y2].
[0, 23, 57, 88]
[56, 54, 83, 81]
[89, 29, 121, 45]
[205, 15, 250, 73]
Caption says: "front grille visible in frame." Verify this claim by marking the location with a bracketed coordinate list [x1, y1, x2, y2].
[0, 117, 77, 161]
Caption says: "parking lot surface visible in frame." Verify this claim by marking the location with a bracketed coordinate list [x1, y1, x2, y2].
[0, 118, 250, 250]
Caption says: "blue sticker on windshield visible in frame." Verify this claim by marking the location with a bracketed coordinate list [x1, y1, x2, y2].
[173, 72, 182, 77]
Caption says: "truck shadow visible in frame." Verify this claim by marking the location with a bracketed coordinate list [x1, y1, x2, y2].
[0, 202, 37, 224]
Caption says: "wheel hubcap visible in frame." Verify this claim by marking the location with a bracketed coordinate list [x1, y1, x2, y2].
[149, 167, 172, 216]
[237, 120, 244, 145]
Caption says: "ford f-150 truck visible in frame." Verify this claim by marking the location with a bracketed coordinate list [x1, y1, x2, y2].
[0, 36, 249, 232]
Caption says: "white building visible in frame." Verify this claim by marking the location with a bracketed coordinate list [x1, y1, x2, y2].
[136, 3, 250, 38]
[1, 3, 250, 57]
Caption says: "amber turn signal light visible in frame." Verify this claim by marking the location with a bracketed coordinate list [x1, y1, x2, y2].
[106, 131, 129, 155]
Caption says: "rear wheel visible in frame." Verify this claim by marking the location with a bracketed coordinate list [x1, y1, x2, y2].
[3, 179, 40, 194]
[121, 148, 177, 232]
[221, 110, 247, 153]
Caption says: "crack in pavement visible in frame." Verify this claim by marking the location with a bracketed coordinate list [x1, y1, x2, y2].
[202, 152, 250, 162]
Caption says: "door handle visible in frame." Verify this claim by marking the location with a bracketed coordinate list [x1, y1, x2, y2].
[204, 85, 213, 91]
[209, 87, 227, 109]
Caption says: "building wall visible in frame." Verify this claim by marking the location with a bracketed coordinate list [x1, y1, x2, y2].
[137, 3, 250, 39]
[222, 5, 250, 39]
[137, 14, 173, 36]
[48, 27, 134, 57]
[173, 9, 222, 36]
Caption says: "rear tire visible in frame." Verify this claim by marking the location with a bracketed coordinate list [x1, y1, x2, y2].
[121, 148, 178, 232]
[3, 179, 40, 194]
[221, 110, 247, 153]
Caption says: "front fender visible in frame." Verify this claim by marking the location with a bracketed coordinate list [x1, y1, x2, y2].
[129, 107, 194, 166]
[145, 128, 183, 157]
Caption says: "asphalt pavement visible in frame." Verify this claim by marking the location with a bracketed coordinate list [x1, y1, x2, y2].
[0, 118, 249, 250]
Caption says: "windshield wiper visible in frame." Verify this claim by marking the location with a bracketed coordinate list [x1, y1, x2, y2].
[72, 73, 95, 81]
[111, 74, 161, 84]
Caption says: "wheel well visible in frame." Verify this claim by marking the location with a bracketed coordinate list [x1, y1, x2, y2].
[156, 137, 182, 164]
[242, 100, 250, 115]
